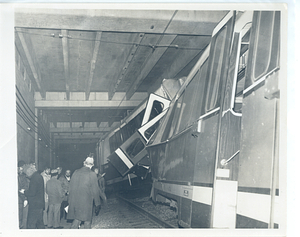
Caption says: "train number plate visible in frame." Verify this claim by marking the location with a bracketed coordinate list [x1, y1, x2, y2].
[183, 190, 189, 197]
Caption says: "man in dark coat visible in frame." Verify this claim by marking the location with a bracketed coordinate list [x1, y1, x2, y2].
[23, 164, 45, 229]
[18, 160, 29, 229]
[59, 169, 71, 219]
[67, 157, 101, 229]
[46, 169, 64, 229]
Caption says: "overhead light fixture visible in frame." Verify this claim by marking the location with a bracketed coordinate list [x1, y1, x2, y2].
[38, 138, 42, 141]
[27, 127, 31, 131]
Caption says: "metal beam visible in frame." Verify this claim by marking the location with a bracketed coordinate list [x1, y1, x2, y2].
[14, 9, 176, 33]
[61, 29, 70, 100]
[35, 91, 148, 101]
[35, 100, 142, 108]
[55, 139, 99, 144]
[15, 9, 228, 35]
[50, 127, 111, 133]
[126, 34, 177, 99]
[53, 134, 103, 139]
[108, 33, 145, 100]
[15, 28, 46, 98]
[86, 32, 102, 100]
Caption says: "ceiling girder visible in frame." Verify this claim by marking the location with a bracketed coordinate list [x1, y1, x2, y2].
[61, 29, 71, 100]
[85, 32, 102, 100]
[50, 127, 111, 133]
[15, 28, 46, 98]
[35, 99, 142, 108]
[108, 33, 145, 100]
[126, 34, 177, 100]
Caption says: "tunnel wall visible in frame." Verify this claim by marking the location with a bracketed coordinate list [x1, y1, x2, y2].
[15, 49, 35, 165]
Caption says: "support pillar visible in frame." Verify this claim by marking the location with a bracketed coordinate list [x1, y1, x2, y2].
[50, 132, 52, 167]
[35, 108, 39, 169]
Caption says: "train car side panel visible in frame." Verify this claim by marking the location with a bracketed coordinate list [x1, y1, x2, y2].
[236, 11, 280, 228]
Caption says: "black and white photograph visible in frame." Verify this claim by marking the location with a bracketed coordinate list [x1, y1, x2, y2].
[0, 1, 296, 236]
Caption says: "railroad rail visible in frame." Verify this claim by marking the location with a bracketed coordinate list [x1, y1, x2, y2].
[117, 195, 177, 228]
[90, 195, 177, 229]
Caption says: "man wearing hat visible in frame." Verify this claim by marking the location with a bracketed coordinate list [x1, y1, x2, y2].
[46, 169, 64, 229]
[67, 157, 101, 229]
[23, 163, 45, 229]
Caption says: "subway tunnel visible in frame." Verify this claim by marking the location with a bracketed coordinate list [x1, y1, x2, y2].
[3, 5, 286, 232]
[14, 7, 228, 172]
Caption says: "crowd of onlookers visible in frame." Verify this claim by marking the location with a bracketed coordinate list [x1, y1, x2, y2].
[17, 157, 106, 229]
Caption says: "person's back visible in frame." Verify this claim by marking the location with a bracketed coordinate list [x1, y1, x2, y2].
[68, 166, 99, 220]
[46, 178, 64, 205]
[24, 164, 45, 229]
[25, 169, 44, 210]
[67, 157, 101, 229]
[46, 169, 64, 229]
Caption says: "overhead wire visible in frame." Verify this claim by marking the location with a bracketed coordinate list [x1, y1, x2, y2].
[15, 10, 204, 148]
[16, 105, 54, 149]
[95, 11, 180, 144]
[16, 87, 54, 149]
[16, 85, 49, 133]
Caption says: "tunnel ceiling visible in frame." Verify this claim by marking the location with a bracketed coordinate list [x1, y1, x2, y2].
[15, 8, 228, 145]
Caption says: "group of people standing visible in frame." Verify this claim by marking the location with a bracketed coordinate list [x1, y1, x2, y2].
[17, 156, 106, 229]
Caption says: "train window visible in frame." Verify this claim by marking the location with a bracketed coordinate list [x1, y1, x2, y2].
[109, 134, 117, 152]
[253, 12, 275, 80]
[245, 11, 280, 88]
[144, 120, 160, 140]
[149, 100, 164, 121]
[194, 60, 209, 118]
[168, 93, 184, 138]
[176, 73, 199, 133]
[126, 109, 145, 137]
[233, 31, 250, 113]
[125, 138, 145, 159]
[161, 100, 178, 142]
[205, 26, 227, 112]
[120, 125, 130, 143]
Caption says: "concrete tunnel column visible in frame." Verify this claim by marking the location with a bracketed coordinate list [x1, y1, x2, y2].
[35, 108, 39, 169]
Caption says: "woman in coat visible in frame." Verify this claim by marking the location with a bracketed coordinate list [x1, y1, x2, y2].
[67, 157, 100, 229]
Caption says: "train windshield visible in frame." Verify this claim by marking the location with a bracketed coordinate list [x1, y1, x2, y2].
[149, 100, 164, 121]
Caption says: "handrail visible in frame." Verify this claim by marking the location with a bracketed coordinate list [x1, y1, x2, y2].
[220, 150, 240, 166]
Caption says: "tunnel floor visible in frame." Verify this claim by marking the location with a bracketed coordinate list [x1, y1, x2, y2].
[57, 187, 177, 229]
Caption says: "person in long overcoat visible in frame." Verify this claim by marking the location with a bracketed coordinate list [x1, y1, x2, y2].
[23, 164, 45, 229]
[59, 169, 71, 219]
[67, 157, 101, 229]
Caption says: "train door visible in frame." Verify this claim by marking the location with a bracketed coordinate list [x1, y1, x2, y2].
[190, 11, 235, 228]
[236, 11, 280, 228]
[210, 11, 253, 228]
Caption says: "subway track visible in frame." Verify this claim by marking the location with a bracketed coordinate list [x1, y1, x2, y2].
[59, 184, 178, 229]
[91, 196, 175, 228]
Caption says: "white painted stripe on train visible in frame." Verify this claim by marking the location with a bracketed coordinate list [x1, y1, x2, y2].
[154, 183, 280, 224]
[243, 67, 278, 94]
[115, 148, 133, 169]
[199, 107, 220, 120]
[192, 186, 213, 205]
[154, 182, 213, 206]
[274, 195, 280, 225]
[212, 11, 234, 37]
[237, 192, 280, 224]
